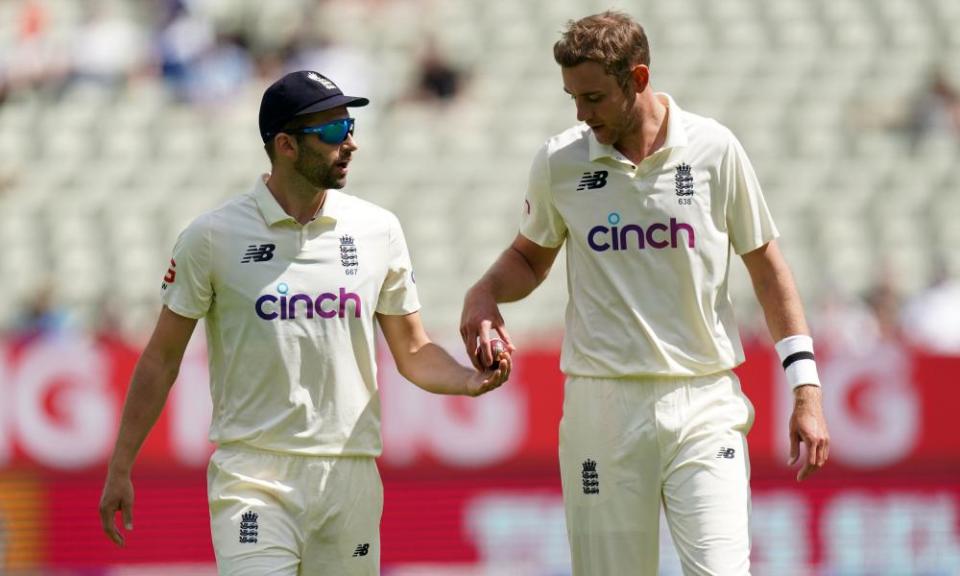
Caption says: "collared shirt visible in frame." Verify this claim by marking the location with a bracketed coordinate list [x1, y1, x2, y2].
[162, 175, 420, 456]
[520, 94, 778, 377]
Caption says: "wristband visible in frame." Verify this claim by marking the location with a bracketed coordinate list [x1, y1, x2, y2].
[774, 335, 821, 389]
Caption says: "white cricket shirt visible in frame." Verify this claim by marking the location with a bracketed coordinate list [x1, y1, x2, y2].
[521, 94, 778, 377]
[162, 175, 420, 456]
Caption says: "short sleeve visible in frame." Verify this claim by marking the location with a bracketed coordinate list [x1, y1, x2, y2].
[722, 134, 779, 255]
[519, 144, 567, 248]
[376, 215, 421, 315]
[161, 216, 214, 319]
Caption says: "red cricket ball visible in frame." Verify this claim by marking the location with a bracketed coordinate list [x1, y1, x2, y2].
[475, 338, 506, 370]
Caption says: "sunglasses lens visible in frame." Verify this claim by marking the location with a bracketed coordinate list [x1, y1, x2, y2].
[319, 119, 352, 144]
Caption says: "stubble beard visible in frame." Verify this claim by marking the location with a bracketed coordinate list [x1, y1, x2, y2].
[294, 147, 344, 190]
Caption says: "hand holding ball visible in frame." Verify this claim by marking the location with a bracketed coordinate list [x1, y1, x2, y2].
[475, 338, 506, 370]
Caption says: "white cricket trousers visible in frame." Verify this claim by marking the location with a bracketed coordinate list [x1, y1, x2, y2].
[559, 370, 755, 576]
[207, 445, 382, 575]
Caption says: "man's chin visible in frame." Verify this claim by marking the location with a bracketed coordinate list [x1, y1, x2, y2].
[591, 127, 614, 144]
[318, 172, 348, 189]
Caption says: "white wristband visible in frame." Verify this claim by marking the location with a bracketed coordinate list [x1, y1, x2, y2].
[774, 335, 821, 389]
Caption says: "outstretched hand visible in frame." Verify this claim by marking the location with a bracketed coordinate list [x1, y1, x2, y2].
[788, 385, 830, 481]
[464, 350, 512, 396]
[99, 471, 134, 547]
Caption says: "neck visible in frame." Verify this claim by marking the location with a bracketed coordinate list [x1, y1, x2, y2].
[265, 172, 327, 225]
[614, 91, 669, 165]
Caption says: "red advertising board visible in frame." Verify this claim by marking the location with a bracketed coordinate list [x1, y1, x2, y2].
[1, 333, 958, 475]
[1, 333, 959, 571]
[3, 469, 959, 573]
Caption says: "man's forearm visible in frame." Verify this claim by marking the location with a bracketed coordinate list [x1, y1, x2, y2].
[475, 246, 546, 304]
[744, 242, 809, 341]
[754, 270, 808, 341]
[398, 342, 475, 395]
[107, 355, 180, 475]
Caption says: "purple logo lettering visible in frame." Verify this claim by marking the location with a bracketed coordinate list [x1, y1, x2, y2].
[255, 285, 362, 320]
[587, 212, 695, 252]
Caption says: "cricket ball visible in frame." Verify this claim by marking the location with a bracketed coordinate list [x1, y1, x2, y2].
[475, 338, 506, 370]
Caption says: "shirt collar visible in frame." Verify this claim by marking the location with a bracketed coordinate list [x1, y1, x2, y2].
[659, 93, 688, 149]
[587, 92, 688, 163]
[253, 174, 342, 226]
[316, 188, 342, 222]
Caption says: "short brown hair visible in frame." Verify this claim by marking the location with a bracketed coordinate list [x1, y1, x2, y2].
[553, 11, 651, 91]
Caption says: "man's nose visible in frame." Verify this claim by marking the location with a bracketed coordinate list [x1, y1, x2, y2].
[575, 101, 591, 123]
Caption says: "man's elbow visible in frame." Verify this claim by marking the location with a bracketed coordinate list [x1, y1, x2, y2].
[393, 338, 431, 381]
[134, 352, 182, 392]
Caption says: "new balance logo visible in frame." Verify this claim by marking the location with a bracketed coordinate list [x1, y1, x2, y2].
[239, 511, 259, 544]
[241, 243, 276, 263]
[582, 459, 599, 495]
[353, 543, 370, 557]
[716, 447, 736, 459]
[577, 170, 608, 190]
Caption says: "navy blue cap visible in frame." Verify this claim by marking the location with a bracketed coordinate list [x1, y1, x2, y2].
[259, 71, 369, 143]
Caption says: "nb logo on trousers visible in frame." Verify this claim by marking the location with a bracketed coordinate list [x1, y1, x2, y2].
[716, 447, 736, 459]
[353, 543, 370, 557]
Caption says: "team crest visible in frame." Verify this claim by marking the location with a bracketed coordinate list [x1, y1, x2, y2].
[581, 459, 599, 495]
[340, 235, 358, 276]
[307, 72, 337, 90]
[675, 163, 695, 197]
[239, 511, 259, 544]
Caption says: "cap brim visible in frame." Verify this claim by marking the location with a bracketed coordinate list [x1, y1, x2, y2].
[296, 95, 370, 116]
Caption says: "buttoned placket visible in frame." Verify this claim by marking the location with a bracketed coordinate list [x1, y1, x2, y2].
[602, 153, 642, 191]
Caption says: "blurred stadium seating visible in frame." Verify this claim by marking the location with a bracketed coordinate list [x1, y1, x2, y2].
[1, 0, 960, 338]
[2, 1, 960, 574]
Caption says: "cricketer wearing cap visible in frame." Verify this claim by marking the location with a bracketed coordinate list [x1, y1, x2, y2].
[461, 12, 829, 576]
[99, 71, 512, 576]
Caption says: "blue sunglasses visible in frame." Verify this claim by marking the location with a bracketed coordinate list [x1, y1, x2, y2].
[288, 117, 355, 144]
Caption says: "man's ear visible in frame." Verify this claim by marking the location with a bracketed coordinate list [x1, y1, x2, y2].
[631, 64, 650, 94]
[274, 132, 299, 160]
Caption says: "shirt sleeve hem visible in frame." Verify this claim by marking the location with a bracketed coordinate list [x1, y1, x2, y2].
[733, 229, 781, 256]
[519, 229, 565, 249]
[163, 300, 207, 320]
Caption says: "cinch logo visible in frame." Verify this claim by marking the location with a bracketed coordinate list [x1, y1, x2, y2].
[255, 282, 362, 320]
[587, 212, 696, 252]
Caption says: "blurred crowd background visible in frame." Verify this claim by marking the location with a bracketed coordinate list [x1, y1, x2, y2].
[1, 0, 960, 574]
[1, 0, 960, 349]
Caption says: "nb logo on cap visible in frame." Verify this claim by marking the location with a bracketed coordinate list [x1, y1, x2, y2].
[307, 72, 337, 90]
